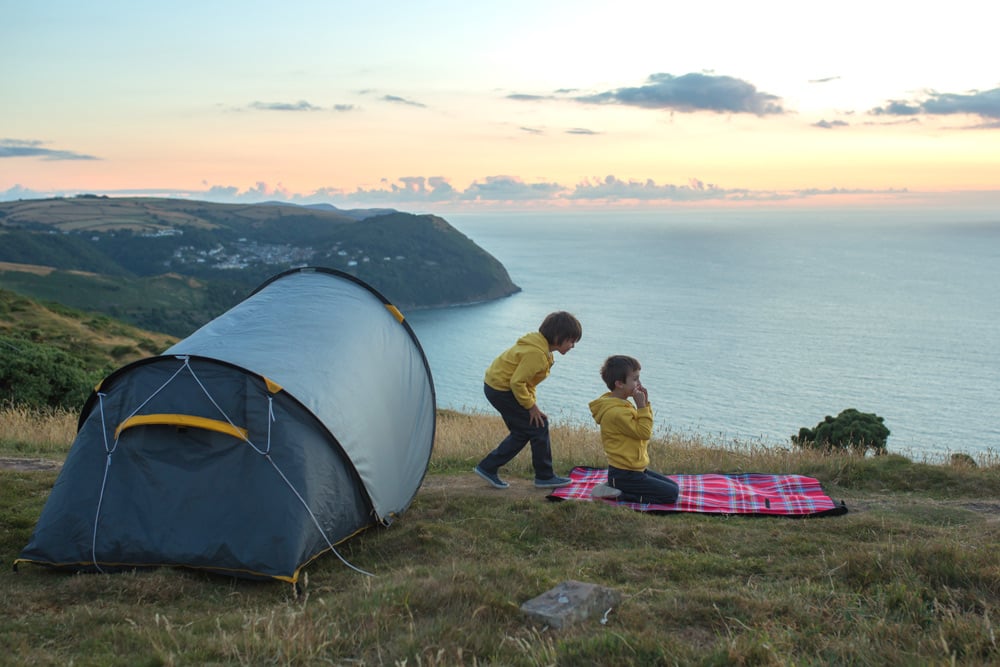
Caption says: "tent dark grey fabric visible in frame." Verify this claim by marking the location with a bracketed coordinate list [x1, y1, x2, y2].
[16, 267, 436, 583]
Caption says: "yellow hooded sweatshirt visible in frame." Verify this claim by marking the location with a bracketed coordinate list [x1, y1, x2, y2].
[589, 393, 654, 471]
[484, 331, 553, 410]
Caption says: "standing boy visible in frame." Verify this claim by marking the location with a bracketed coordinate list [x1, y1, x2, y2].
[589, 355, 679, 504]
[473, 311, 582, 489]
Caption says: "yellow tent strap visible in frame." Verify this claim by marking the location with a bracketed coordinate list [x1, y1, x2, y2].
[384, 303, 404, 323]
[115, 414, 249, 441]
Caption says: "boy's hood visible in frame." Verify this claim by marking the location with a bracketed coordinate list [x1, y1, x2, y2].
[589, 393, 625, 423]
[517, 331, 551, 356]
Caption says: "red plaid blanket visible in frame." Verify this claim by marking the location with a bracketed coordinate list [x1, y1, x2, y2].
[548, 467, 847, 517]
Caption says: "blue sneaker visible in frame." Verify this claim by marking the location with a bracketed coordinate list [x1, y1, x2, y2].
[534, 475, 572, 488]
[474, 466, 509, 489]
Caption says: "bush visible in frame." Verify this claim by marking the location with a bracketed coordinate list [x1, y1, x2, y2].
[792, 408, 890, 455]
[0, 335, 100, 410]
[110, 344, 136, 359]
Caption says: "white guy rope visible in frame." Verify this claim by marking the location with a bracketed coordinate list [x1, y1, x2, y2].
[89, 356, 373, 577]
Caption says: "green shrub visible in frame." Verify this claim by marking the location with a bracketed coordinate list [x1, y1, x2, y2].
[110, 344, 137, 359]
[792, 408, 890, 455]
[0, 335, 100, 410]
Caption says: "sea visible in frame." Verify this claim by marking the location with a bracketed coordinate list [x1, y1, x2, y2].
[403, 208, 1000, 462]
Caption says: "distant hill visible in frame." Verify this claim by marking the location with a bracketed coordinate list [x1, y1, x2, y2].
[0, 196, 520, 336]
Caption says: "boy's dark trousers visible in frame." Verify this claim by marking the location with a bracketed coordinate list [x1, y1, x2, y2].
[607, 466, 679, 504]
[478, 383, 555, 479]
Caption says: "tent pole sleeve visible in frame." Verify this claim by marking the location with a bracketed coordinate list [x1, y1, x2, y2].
[114, 414, 249, 440]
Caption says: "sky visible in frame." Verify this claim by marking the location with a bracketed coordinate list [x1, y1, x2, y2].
[3, 0, 1000, 213]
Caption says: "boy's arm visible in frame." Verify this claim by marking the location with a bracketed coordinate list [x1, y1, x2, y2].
[611, 403, 654, 440]
[634, 404, 654, 440]
[508, 351, 548, 409]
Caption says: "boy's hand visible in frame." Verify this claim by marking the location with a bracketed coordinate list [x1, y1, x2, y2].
[528, 405, 548, 427]
[633, 382, 649, 408]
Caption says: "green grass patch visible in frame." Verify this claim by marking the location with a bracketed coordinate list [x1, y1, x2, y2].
[3, 410, 1000, 665]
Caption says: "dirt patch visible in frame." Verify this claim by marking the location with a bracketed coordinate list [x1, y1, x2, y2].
[418, 471, 557, 501]
[0, 457, 62, 472]
[961, 502, 1000, 516]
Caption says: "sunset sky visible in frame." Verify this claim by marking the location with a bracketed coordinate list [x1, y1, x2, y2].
[3, 0, 999, 212]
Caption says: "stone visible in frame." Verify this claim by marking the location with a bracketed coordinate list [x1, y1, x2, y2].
[520, 580, 621, 629]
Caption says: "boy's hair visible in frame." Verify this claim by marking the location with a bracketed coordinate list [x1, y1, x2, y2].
[600, 355, 641, 390]
[538, 311, 582, 345]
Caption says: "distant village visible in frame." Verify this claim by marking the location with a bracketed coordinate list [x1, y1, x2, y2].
[151, 230, 406, 270]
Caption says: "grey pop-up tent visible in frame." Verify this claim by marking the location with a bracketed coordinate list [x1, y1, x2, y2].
[16, 267, 435, 583]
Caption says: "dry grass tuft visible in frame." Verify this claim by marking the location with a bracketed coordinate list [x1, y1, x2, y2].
[4, 404, 997, 476]
[431, 408, 883, 476]
[0, 402, 76, 458]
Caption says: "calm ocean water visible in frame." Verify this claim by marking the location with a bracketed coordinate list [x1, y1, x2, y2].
[405, 209, 1000, 461]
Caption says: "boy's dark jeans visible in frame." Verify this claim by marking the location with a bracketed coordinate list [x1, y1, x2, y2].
[478, 383, 556, 479]
[607, 466, 679, 504]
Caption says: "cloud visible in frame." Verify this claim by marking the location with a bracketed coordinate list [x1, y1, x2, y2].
[506, 93, 551, 101]
[0, 177, 918, 208]
[869, 100, 922, 116]
[809, 76, 841, 84]
[814, 119, 849, 129]
[922, 88, 1000, 119]
[333, 104, 356, 112]
[387, 176, 457, 201]
[461, 176, 565, 201]
[796, 187, 908, 196]
[206, 181, 292, 200]
[248, 100, 323, 111]
[572, 72, 785, 115]
[566, 175, 745, 201]
[0, 138, 98, 161]
[869, 87, 1000, 122]
[519, 126, 544, 135]
[863, 117, 921, 127]
[306, 176, 458, 204]
[0, 184, 45, 199]
[382, 94, 427, 108]
[205, 185, 240, 198]
[566, 128, 599, 135]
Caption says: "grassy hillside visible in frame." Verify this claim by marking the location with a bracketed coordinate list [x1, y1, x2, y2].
[0, 264, 240, 337]
[0, 288, 177, 411]
[0, 197, 520, 336]
[1, 408, 999, 665]
[0, 195, 356, 233]
[0, 287, 176, 366]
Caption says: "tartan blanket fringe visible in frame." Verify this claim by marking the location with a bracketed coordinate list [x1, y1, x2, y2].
[548, 466, 848, 517]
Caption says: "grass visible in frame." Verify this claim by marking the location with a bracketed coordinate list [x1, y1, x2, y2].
[2, 406, 999, 665]
[0, 403, 78, 459]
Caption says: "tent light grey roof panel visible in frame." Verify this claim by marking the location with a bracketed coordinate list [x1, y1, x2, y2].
[165, 268, 435, 522]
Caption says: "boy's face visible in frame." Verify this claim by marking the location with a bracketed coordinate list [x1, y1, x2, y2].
[554, 338, 576, 355]
[617, 369, 641, 395]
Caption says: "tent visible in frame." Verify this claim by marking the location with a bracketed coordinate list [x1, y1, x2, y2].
[15, 267, 436, 583]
